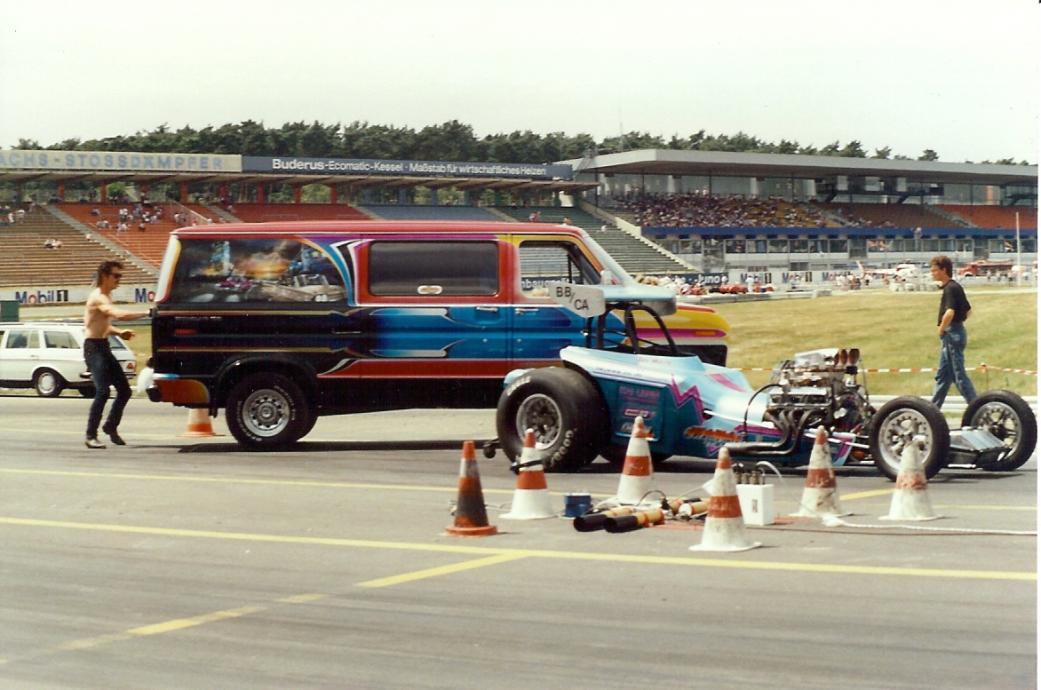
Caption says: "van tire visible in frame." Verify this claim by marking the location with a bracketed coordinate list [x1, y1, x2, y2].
[226, 373, 311, 449]
[496, 367, 605, 472]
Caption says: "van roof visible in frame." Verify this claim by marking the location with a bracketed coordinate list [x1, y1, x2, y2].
[171, 220, 586, 238]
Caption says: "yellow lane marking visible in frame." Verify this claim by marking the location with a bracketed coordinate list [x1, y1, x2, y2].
[0, 516, 1033, 582]
[0, 467, 513, 496]
[358, 553, 528, 589]
[840, 489, 894, 501]
[22, 593, 329, 664]
[127, 605, 265, 636]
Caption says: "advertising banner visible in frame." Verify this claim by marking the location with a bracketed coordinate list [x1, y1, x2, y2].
[2, 285, 156, 305]
[243, 156, 573, 180]
[0, 150, 242, 173]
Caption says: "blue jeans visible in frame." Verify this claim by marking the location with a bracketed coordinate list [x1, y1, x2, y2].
[930, 322, 977, 408]
[84, 338, 131, 438]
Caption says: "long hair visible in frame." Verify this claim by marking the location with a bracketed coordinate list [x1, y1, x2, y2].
[94, 260, 124, 286]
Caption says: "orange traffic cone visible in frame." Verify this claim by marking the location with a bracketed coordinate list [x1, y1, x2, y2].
[615, 415, 658, 505]
[446, 441, 498, 537]
[690, 447, 762, 552]
[791, 427, 849, 518]
[181, 408, 217, 437]
[501, 429, 556, 520]
[880, 436, 939, 521]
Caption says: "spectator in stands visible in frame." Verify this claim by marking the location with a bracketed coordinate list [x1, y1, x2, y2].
[561, 216, 572, 226]
[43, 238, 58, 249]
[599, 224, 608, 233]
[929, 255, 977, 408]
[528, 210, 541, 222]
[91, 207, 101, 217]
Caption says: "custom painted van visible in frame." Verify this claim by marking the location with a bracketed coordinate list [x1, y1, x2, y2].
[148, 221, 729, 447]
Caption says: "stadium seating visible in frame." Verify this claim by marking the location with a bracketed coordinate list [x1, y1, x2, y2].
[360, 205, 500, 221]
[0, 208, 154, 287]
[228, 203, 369, 223]
[496, 206, 689, 274]
[819, 202, 944, 228]
[940, 205, 1037, 230]
[59, 203, 176, 267]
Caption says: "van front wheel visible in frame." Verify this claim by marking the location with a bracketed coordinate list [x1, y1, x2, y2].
[226, 373, 311, 449]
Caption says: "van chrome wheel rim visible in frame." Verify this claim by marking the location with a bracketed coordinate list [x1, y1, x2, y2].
[515, 394, 562, 449]
[877, 408, 933, 473]
[242, 389, 290, 437]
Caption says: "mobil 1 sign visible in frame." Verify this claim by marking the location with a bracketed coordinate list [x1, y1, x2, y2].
[548, 282, 606, 317]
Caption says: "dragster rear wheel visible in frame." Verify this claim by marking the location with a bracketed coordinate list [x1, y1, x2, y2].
[961, 390, 1037, 471]
[496, 367, 605, 472]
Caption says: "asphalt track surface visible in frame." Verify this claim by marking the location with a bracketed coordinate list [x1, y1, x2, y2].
[0, 395, 1036, 689]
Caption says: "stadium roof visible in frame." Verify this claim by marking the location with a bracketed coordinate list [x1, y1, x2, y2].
[559, 149, 1037, 185]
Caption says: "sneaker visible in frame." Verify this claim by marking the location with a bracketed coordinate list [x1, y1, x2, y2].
[85, 437, 106, 449]
[102, 426, 126, 446]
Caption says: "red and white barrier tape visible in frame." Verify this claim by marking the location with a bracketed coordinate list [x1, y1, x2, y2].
[734, 364, 1037, 376]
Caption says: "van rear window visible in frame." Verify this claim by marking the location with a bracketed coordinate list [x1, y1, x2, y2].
[170, 239, 346, 304]
[368, 242, 498, 296]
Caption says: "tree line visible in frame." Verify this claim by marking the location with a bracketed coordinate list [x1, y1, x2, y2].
[12, 120, 1031, 165]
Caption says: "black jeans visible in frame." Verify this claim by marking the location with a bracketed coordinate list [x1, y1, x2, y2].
[83, 338, 131, 438]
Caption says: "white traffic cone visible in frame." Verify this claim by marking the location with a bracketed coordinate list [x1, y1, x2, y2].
[880, 436, 939, 521]
[791, 427, 849, 518]
[691, 447, 762, 552]
[501, 429, 556, 520]
[615, 416, 658, 505]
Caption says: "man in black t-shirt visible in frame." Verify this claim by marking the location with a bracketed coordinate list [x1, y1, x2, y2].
[929, 255, 977, 408]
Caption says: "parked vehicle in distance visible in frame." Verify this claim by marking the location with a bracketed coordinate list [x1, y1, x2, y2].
[0, 321, 136, 397]
[146, 221, 731, 448]
[493, 283, 1036, 480]
[959, 259, 1014, 277]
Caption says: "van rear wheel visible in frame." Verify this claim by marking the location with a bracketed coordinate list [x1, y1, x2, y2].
[226, 373, 311, 449]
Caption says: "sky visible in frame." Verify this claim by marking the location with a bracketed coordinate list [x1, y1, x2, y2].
[0, 0, 1037, 163]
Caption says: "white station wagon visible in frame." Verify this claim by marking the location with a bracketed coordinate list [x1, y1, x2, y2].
[0, 322, 136, 397]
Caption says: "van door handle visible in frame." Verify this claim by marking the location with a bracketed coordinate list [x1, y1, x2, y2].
[333, 329, 362, 335]
[475, 306, 499, 313]
[514, 307, 539, 314]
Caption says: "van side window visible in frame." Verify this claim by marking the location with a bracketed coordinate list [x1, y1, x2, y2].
[170, 239, 346, 304]
[45, 331, 78, 349]
[368, 242, 498, 296]
[519, 241, 599, 297]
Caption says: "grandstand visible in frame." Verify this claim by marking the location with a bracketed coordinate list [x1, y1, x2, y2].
[496, 206, 690, 274]
[229, 203, 370, 223]
[0, 208, 153, 287]
[360, 205, 500, 221]
[941, 205, 1037, 230]
[0, 147, 1036, 295]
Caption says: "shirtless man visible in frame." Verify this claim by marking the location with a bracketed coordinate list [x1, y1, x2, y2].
[83, 261, 149, 448]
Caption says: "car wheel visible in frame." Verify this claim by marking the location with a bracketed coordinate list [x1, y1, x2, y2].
[225, 373, 311, 449]
[496, 367, 605, 472]
[961, 390, 1037, 471]
[869, 396, 950, 481]
[34, 369, 65, 397]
